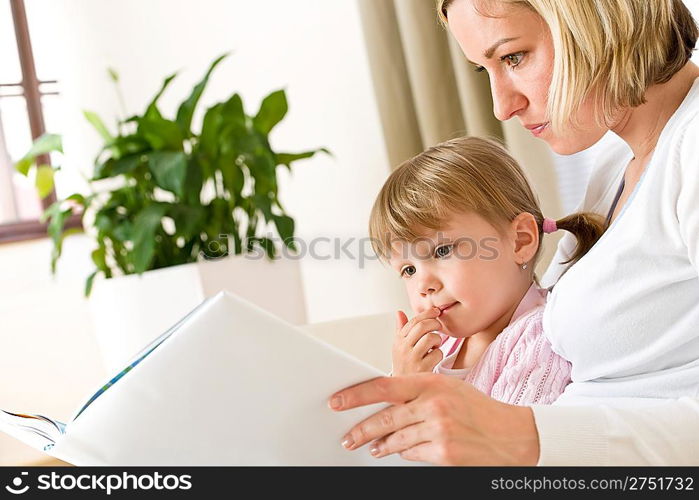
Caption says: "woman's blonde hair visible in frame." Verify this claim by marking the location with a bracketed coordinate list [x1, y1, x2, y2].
[369, 136, 605, 272]
[436, 0, 698, 132]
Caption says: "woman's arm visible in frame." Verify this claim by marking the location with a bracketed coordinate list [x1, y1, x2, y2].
[533, 398, 699, 465]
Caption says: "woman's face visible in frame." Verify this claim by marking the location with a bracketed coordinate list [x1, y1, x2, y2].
[447, 0, 608, 154]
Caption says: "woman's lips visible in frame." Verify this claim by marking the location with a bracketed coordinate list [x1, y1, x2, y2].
[527, 122, 549, 136]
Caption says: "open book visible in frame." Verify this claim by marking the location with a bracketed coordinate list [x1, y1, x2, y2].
[0, 292, 410, 466]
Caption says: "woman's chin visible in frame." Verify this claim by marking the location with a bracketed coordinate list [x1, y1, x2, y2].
[544, 131, 609, 155]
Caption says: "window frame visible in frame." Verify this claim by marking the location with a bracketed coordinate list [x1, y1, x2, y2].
[0, 0, 83, 244]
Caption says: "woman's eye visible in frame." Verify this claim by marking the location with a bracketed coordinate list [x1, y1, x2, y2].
[501, 52, 525, 69]
[400, 266, 416, 278]
[473, 51, 525, 73]
[435, 245, 453, 259]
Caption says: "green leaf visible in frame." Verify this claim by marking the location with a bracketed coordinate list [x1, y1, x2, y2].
[253, 193, 273, 221]
[255, 236, 276, 260]
[101, 134, 150, 162]
[182, 157, 203, 205]
[66, 193, 86, 206]
[83, 110, 114, 142]
[85, 270, 99, 297]
[26, 133, 63, 156]
[276, 147, 330, 169]
[35, 165, 55, 199]
[230, 229, 242, 255]
[97, 154, 146, 181]
[91, 246, 107, 270]
[273, 214, 294, 243]
[131, 203, 169, 273]
[15, 157, 33, 176]
[176, 53, 228, 138]
[112, 220, 133, 242]
[198, 103, 223, 160]
[220, 93, 245, 129]
[15, 133, 63, 175]
[94, 210, 115, 234]
[107, 68, 119, 82]
[168, 204, 206, 240]
[40, 200, 62, 224]
[148, 151, 187, 197]
[145, 72, 178, 117]
[220, 159, 245, 199]
[137, 115, 184, 151]
[253, 89, 287, 135]
[113, 155, 145, 176]
[47, 207, 73, 274]
[247, 150, 277, 196]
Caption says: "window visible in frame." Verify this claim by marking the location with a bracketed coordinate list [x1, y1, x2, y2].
[0, 0, 80, 243]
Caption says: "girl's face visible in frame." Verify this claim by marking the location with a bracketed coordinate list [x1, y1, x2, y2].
[446, 0, 608, 154]
[388, 211, 533, 338]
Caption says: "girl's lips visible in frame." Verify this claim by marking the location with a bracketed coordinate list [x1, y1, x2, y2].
[438, 302, 458, 314]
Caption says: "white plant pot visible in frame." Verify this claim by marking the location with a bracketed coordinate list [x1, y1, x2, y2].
[87, 255, 306, 374]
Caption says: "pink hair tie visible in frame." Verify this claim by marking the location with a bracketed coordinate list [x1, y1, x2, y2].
[542, 217, 558, 234]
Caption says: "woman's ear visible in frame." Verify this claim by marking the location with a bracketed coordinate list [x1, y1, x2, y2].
[510, 212, 539, 265]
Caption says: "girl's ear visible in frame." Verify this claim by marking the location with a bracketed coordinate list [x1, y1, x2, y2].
[510, 212, 539, 264]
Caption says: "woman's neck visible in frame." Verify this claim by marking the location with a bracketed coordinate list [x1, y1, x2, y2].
[611, 62, 699, 162]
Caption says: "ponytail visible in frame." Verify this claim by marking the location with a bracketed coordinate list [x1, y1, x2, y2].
[549, 212, 607, 266]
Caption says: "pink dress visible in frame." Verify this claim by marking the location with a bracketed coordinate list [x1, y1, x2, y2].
[434, 283, 571, 405]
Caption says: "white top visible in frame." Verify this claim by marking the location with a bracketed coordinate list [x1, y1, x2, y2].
[531, 76, 699, 465]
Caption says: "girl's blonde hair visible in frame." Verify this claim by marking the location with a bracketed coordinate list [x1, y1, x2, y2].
[436, 0, 698, 133]
[369, 136, 605, 272]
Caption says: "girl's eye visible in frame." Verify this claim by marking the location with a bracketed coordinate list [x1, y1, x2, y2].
[501, 52, 525, 69]
[435, 245, 453, 259]
[400, 265, 416, 278]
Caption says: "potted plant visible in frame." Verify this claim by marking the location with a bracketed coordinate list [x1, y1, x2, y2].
[16, 54, 327, 371]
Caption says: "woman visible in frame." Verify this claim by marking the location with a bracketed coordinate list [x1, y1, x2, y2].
[327, 0, 699, 465]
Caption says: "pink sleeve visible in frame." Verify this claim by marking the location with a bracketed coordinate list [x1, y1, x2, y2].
[467, 309, 571, 405]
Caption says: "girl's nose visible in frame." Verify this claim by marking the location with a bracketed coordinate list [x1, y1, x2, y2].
[419, 276, 442, 297]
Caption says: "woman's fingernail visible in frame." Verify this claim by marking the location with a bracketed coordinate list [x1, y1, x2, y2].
[329, 395, 343, 410]
[342, 435, 355, 449]
[370, 445, 381, 456]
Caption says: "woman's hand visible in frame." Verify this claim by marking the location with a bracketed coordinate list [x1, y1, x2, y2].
[391, 308, 444, 376]
[328, 373, 540, 465]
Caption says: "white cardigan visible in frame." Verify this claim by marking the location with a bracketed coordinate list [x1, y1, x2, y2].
[532, 77, 699, 465]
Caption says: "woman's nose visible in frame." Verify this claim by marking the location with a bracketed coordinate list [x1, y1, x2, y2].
[491, 76, 527, 121]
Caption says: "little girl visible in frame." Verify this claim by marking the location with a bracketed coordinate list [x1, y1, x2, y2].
[369, 136, 605, 405]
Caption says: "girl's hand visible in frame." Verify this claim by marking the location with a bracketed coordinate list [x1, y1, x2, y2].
[391, 308, 444, 376]
[328, 373, 540, 465]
